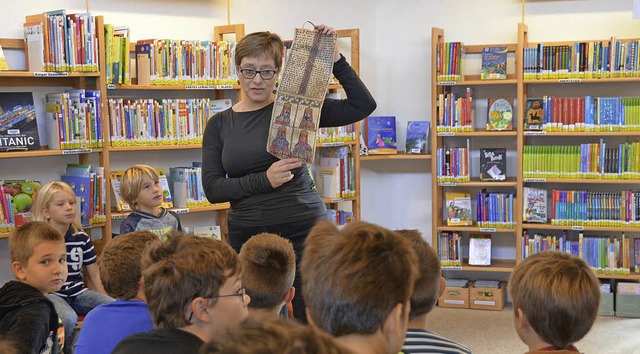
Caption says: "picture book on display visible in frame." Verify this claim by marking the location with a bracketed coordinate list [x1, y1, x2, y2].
[0, 180, 41, 227]
[480, 46, 507, 80]
[469, 234, 492, 266]
[364, 116, 397, 155]
[0, 92, 41, 152]
[487, 98, 513, 131]
[405, 121, 430, 154]
[480, 148, 506, 181]
[525, 98, 544, 131]
[445, 191, 472, 226]
[523, 187, 547, 223]
[109, 171, 131, 212]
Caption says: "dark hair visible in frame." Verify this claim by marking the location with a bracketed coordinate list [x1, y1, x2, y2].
[235, 31, 284, 69]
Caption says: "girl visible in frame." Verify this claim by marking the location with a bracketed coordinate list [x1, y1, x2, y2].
[32, 181, 114, 353]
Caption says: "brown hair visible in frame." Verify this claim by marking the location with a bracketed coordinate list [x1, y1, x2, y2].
[10, 221, 65, 266]
[200, 316, 351, 354]
[235, 31, 284, 70]
[31, 181, 81, 231]
[120, 164, 159, 210]
[99, 230, 160, 299]
[301, 221, 418, 336]
[509, 251, 600, 349]
[239, 233, 295, 310]
[142, 232, 241, 329]
[395, 229, 441, 320]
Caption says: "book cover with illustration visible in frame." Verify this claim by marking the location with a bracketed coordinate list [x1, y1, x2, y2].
[480, 148, 506, 181]
[61, 175, 91, 227]
[405, 121, 430, 154]
[156, 168, 174, 209]
[487, 98, 513, 131]
[364, 116, 397, 155]
[469, 234, 492, 266]
[445, 191, 472, 226]
[1, 180, 41, 226]
[0, 92, 41, 152]
[480, 46, 507, 80]
[109, 170, 131, 212]
[523, 187, 547, 223]
[525, 98, 544, 131]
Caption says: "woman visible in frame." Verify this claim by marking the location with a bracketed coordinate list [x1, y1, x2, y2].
[202, 24, 376, 321]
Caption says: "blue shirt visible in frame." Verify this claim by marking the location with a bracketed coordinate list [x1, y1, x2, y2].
[74, 300, 153, 354]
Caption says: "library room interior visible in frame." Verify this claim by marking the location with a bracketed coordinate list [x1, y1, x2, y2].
[1, 0, 640, 353]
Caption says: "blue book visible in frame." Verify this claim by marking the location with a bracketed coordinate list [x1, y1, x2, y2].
[405, 121, 429, 154]
[481, 46, 507, 80]
[364, 116, 397, 155]
[61, 175, 91, 227]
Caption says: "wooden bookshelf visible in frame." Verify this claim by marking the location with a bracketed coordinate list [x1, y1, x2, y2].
[360, 152, 431, 161]
[437, 177, 518, 187]
[108, 145, 203, 152]
[435, 129, 517, 137]
[443, 259, 517, 273]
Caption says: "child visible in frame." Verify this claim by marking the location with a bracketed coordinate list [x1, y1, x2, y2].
[395, 229, 471, 354]
[238, 233, 296, 317]
[74, 230, 160, 354]
[32, 181, 114, 353]
[300, 220, 418, 354]
[0, 221, 68, 354]
[119, 164, 182, 239]
[509, 251, 600, 353]
[112, 233, 250, 354]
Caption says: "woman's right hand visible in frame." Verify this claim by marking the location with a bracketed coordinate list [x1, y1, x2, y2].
[267, 158, 303, 188]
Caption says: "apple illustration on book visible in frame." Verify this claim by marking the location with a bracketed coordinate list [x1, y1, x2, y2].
[2, 181, 41, 213]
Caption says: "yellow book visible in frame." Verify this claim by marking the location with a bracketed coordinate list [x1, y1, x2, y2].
[0, 44, 8, 71]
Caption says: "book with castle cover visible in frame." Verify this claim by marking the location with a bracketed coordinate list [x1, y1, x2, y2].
[481, 46, 507, 80]
[364, 116, 397, 155]
[445, 191, 472, 226]
[469, 234, 492, 266]
[405, 121, 430, 154]
[487, 98, 513, 131]
[525, 98, 544, 131]
[523, 187, 547, 223]
[480, 148, 506, 181]
[0, 92, 41, 152]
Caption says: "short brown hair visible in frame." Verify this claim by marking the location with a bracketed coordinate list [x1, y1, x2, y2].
[235, 31, 284, 70]
[509, 251, 600, 349]
[301, 221, 418, 336]
[120, 164, 159, 210]
[395, 229, 441, 320]
[200, 316, 350, 354]
[239, 233, 295, 310]
[10, 221, 65, 266]
[99, 230, 160, 299]
[142, 233, 241, 329]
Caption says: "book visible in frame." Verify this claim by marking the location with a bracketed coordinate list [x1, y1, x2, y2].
[61, 174, 91, 227]
[525, 98, 544, 131]
[156, 168, 173, 209]
[364, 116, 397, 155]
[0, 92, 41, 152]
[445, 191, 472, 226]
[192, 225, 222, 241]
[405, 121, 430, 154]
[486, 98, 513, 131]
[480, 46, 507, 80]
[523, 187, 547, 223]
[469, 234, 492, 266]
[1, 180, 41, 227]
[109, 170, 131, 212]
[0, 43, 8, 71]
[480, 148, 506, 181]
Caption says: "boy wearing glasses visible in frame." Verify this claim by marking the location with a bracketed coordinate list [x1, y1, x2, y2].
[112, 233, 250, 354]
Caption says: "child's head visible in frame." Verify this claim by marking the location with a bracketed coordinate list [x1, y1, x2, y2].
[99, 230, 160, 300]
[142, 233, 249, 339]
[395, 229, 443, 320]
[301, 220, 417, 352]
[120, 164, 162, 212]
[238, 233, 296, 312]
[201, 316, 349, 354]
[10, 221, 67, 294]
[32, 181, 80, 230]
[509, 251, 600, 350]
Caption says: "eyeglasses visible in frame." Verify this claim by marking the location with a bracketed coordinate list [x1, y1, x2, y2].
[187, 288, 247, 322]
[239, 68, 278, 80]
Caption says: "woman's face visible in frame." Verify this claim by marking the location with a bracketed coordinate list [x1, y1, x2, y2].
[238, 54, 278, 109]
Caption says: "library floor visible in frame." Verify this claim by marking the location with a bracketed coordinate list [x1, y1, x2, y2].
[428, 304, 640, 354]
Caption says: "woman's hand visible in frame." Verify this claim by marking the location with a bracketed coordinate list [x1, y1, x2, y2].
[315, 24, 341, 62]
[267, 158, 303, 188]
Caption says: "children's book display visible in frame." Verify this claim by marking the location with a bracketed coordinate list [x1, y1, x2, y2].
[445, 191, 472, 226]
[109, 170, 131, 212]
[468, 233, 492, 266]
[0, 92, 40, 152]
[523, 187, 547, 223]
[364, 116, 397, 154]
[486, 98, 513, 131]
[480, 46, 507, 80]
[0, 180, 41, 230]
[525, 98, 544, 131]
[405, 121, 430, 154]
[267, 25, 337, 163]
[479, 148, 506, 181]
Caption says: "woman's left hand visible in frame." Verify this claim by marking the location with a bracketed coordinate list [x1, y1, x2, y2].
[315, 24, 341, 62]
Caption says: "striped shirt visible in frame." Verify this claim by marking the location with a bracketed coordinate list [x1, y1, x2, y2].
[402, 328, 472, 354]
[53, 227, 97, 298]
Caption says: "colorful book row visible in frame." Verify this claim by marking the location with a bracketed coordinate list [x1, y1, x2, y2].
[436, 89, 473, 131]
[437, 231, 462, 267]
[476, 191, 515, 228]
[435, 42, 464, 82]
[326, 209, 353, 226]
[315, 146, 355, 199]
[550, 190, 640, 227]
[436, 140, 470, 182]
[316, 124, 357, 143]
[46, 89, 103, 149]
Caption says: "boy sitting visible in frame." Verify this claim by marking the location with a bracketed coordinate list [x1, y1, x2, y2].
[509, 251, 600, 353]
[112, 233, 250, 354]
[74, 230, 160, 354]
[0, 221, 68, 354]
[300, 220, 418, 354]
[238, 233, 295, 318]
[395, 229, 471, 354]
[119, 164, 182, 239]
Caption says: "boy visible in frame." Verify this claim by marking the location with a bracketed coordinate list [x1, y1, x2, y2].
[300, 220, 418, 354]
[238, 233, 296, 317]
[119, 164, 182, 239]
[395, 229, 471, 354]
[74, 230, 160, 354]
[509, 251, 600, 353]
[0, 221, 68, 354]
[112, 233, 250, 354]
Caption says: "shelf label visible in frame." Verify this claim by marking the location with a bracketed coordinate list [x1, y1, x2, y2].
[524, 178, 547, 183]
[439, 182, 457, 186]
[443, 299, 465, 305]
[111, 213, 127, 220]
[474, 300, 496, 306]
[106, 84, 116, 89]
[185, 85, 215, 90]
[437, 132, 456, 136]
[328, 198, 344, 203]
[437, 81, 458, 86]
[34, 72, 70, 77]
[442, 266, 463, 270]
[171, 208, 190, 214]
[62, 148, 93, 155]
[571, 226, 585, 231]
[320, 142, 346, 147]
[524, 131, 547, 136]
[479, 228, 497, 232]
[558, 78, 582, 84]
[215, 84, 234, 89]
